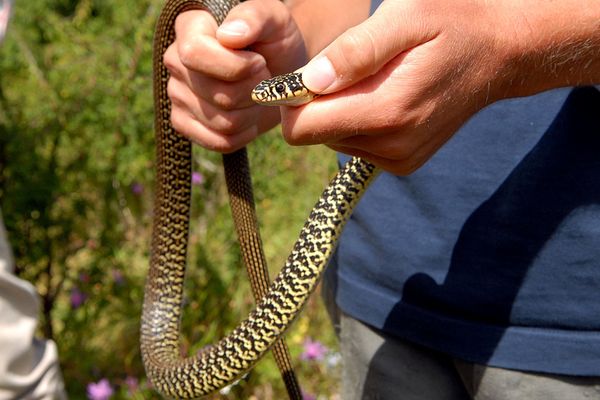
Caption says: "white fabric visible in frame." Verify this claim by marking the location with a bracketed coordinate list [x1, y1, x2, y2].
[0, 211, 66, 399]
[0, 0, 13, 43]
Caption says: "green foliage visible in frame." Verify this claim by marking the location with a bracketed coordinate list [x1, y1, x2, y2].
[0, 0, 340, 398]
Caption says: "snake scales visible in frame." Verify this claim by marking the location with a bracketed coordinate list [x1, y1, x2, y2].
[140, 0, 378, 398]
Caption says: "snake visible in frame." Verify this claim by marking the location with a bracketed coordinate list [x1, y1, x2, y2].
[140, 0, 379, 398]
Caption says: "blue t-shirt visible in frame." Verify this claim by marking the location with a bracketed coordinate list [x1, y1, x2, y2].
[326, 86, 600, 375]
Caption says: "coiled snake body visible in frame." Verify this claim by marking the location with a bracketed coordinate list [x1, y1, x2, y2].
[141, 0, 378, 398]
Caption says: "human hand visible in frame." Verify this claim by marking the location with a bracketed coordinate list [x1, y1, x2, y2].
[164, 0, 306, 152]
[280, 0, 600, 175]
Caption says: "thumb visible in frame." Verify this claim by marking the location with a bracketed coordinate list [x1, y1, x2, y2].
[216, 0, 306, 73]
[301, 2, 431, 94]
[216, 0, 298, 48]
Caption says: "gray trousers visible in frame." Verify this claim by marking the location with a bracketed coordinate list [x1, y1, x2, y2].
[323, 286, 600, 399]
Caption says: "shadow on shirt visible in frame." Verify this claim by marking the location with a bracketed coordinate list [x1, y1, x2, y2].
[366, 87, 600, 388]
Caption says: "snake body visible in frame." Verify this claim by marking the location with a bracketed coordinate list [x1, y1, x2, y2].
[141, 0, 378, 398]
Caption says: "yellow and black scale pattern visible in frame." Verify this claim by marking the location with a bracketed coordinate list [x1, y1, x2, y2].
[141, 0, 379, 398]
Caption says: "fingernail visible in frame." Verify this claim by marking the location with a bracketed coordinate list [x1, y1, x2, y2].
[302, 56, 336, 93]
[218, 20, 249, 37]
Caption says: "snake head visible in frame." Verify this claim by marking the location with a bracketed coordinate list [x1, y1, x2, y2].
[251, 72, 316, 106]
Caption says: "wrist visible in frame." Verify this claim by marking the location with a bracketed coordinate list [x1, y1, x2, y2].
[494, 0, 600, 99]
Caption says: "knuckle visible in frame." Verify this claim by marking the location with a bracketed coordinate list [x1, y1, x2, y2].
[385, 148, 427, 176]
[187, 75, 238, 110]
[214, 82, 254, 110]
[212, 141, 236, 153]
[336, 26, 377, 76]
[282, 135, 296, 145]
[178, 40, 201, 68]
[229, 112, 251, 133]
[280, 126, 306, 146]
[206, 134, 239, 153]
[387, 142, 413, 161]
[214, 110, 252, 136]
[281, 130, 298, 145]
[372, 114, 420, 161]
[163, 45, 178, 73]
[213, 116, 237, 135]
[166, 78, 184, 107]
[220, 63, 251, 82]
[169, 108, 188, 134]
[211, 90, 238, 111]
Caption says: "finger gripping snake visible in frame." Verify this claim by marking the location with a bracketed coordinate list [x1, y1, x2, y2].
[141, 0, 378, 398]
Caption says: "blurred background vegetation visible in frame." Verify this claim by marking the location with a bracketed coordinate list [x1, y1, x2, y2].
[0, 0, 340, 398]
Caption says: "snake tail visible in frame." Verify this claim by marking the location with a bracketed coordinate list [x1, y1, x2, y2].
[223, 149, 302, 399]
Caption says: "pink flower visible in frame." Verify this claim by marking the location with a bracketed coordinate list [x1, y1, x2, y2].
[191, 171, 204, 186]
[70, 287, 87, 309]
[124, 376, 138, 393]
[87, 378, 113, 400]
[300, 338, 328, 361]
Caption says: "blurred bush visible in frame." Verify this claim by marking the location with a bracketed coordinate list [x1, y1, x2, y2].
[0, 0, 340, 398]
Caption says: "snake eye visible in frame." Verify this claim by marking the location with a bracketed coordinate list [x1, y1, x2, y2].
[275, 83, 286, 93]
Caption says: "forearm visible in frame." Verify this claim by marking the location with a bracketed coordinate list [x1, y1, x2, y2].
[289, 0, 599, 97]
[286, 0, 370, 57]
[280, 0, 599, 174]
[497, 0, 600, 98]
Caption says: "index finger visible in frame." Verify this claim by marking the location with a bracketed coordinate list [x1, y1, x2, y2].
[174, 10, 265, 81]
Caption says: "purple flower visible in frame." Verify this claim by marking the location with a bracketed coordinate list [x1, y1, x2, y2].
[124, 376, 138, 393]
[131, 182, 144, 195]
[300, 338, 328, 361]
[87, 378, 113, 400]
[111, 269, 125, 286]
[70, 287, 87, 309]
[191, 171, 204, 186]
[302, 390, 316, 400]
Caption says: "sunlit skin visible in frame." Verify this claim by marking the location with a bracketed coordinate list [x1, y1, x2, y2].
[164, 0, 600, 175]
